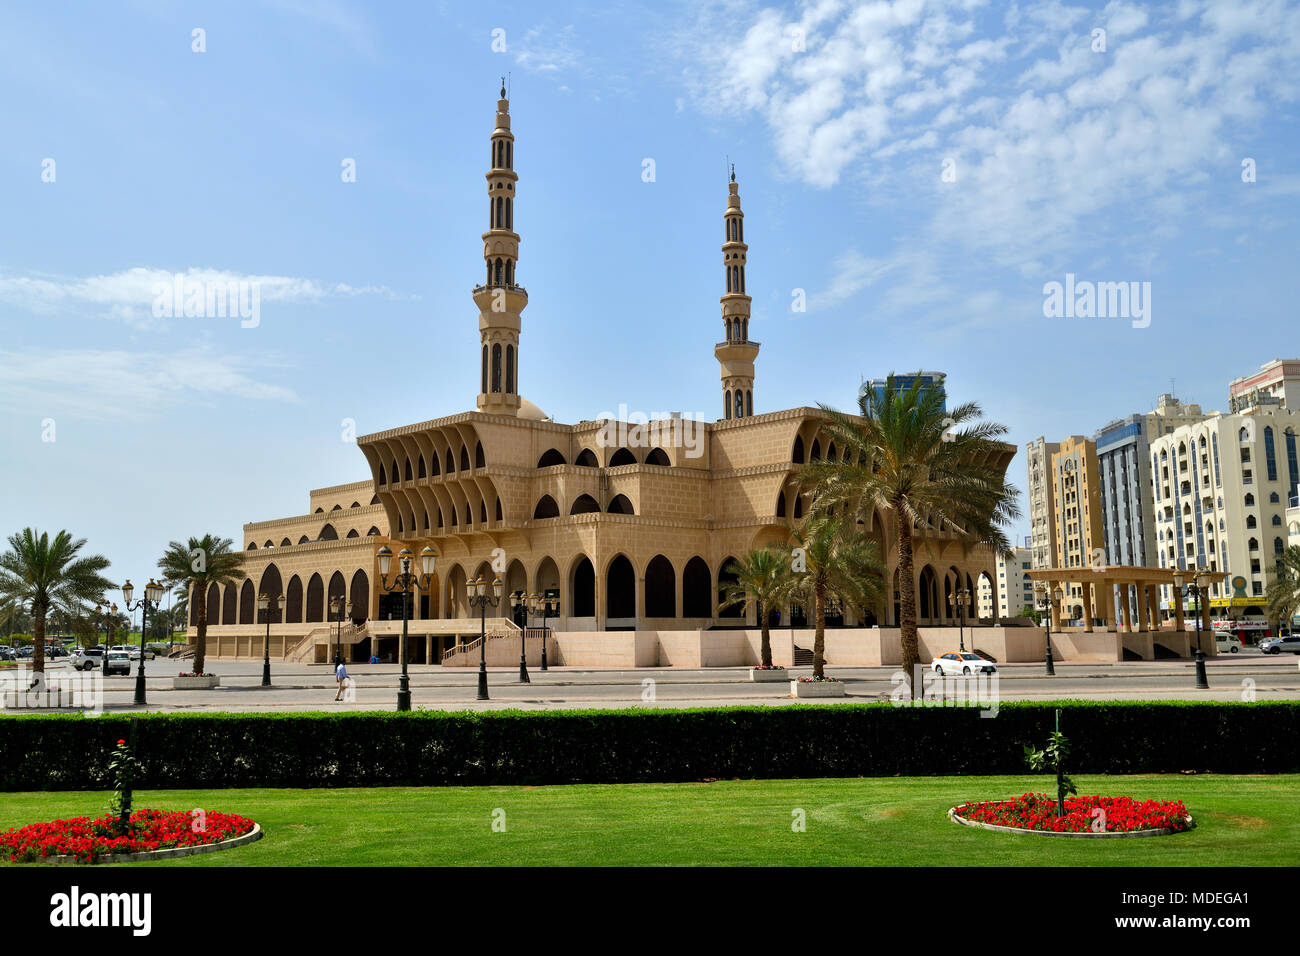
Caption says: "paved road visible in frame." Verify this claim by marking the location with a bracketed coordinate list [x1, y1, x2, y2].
[4, 652, 1298, 712]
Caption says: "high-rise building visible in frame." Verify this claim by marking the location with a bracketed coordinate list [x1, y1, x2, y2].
[1094, 395, 1206, 617]
[1228, 358, 1300, 413]
[1051, 436, 1104, 617]
[1149, 406, 1300, 619]
[863, 372, 947, 412]
[1025, 437, 1060, 570]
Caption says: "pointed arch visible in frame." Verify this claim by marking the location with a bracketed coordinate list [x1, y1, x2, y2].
[285, 575, 303, 623]
[206, 583, 220, 626]
[319, 523, 338, 541]
[683, 557, 712, 618]
[792, 435, 805, 463]
[305, 573, 324, 623]
[574, 448, 599, 467]
[570, 494, 600, 515]
[645, 554, 676, 618]
[239, 579, 256, 624]
[571, 555, 595, 617]
[222, 584, 237, 625]
[606, 554, 636, 619]
[607, 494, 634, 515]
[350, 570, 369, 623]
[609, 447, 637, 467]
[475, 441, 485, 468]
[645, 447, 670, 466]
[533, 495, 560, 519]
[260, 565, 284, 622]
[538, 448, 566, 468]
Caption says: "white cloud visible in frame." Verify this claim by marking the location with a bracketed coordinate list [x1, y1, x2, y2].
[0, 346, 301, 422]
[0, 267, 407, 326]
[678, 0, 1300, 314]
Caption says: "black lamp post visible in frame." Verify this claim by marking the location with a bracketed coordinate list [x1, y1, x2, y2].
[948, 586, 971, 652]
[257, 591, 281, 687]
[121, 578, 163, 706]
[468, 575, 503, 700]
[377, 545, 436, 712]
[529, 591, 557, 671]
[1174, 568, 1211, 689]
[1034, 581, 1059, 676]
[509, 592, 530, 683]
[94, 600, 118, 656]
[330, 595, 352, 667]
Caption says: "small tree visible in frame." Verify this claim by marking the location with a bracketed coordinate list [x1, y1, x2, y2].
[1024, 711, 1076, 817]
[107, 732, 141, 835]
[157, 535, 245, 677]
[720, 547, 798, 668]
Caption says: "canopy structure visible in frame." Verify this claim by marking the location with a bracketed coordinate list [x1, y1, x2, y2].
[1024, 566, 1212, 634]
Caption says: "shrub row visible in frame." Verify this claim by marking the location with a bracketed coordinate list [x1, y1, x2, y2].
[0, 701, 1296, 791]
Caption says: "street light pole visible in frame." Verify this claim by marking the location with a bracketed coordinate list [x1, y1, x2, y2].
[1034, 582, 1058, 676]
[121, 579, 163, 706]
[1175, 568, 1211, 689]
[509, 592, 530, 683]
[377, 545, 436, 712]
[330, 596, 353, 668]
[468, 576, 503, 700]
[257, 591, 281, 687]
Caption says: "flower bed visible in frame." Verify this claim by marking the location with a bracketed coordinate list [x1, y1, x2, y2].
[796, 675, 839, 682]
[0, 809, 256, 864]
[951, 793, 1192, 835]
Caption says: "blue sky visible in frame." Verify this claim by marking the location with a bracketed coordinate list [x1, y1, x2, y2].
[2, 0, 1298, 597]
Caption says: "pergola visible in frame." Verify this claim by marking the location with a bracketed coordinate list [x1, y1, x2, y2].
[1024, 566, 1211, 634]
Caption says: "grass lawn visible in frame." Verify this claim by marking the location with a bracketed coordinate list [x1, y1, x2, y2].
[1, 774, 1295, 866]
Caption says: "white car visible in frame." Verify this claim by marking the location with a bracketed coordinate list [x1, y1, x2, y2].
[1214, 631, 1242, 654]
[931, 652, 997, 676]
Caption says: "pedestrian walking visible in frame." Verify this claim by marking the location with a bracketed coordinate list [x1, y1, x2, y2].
[335, 660, 348, 701]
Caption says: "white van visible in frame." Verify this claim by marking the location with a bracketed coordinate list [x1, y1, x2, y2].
[1214, 631, 1242, 654]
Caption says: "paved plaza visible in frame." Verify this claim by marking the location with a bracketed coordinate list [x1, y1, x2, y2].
[7, 650, 1298, 712]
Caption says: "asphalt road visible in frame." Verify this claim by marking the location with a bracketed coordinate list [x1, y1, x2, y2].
[4, 651, 1298, 712]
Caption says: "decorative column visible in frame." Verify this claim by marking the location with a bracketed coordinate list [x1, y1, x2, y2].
[1174, 585, 1186, 632]
[1049, 582, 1061, 630]
[1082, 581, 1094, 632]
[1135, 582, 1148, 632]
[1120, 584, 1133, 632]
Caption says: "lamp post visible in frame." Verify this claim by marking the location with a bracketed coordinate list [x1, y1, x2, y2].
[948, 587, 971, 652]
[256, 591, 281, 687]
[377, 545, 437, 712]
[94, 601, 118, 653]
[1034, 582, 1059, 676]
[1174, 568, 1211, 689]
[509, 592, 530, 683]
[529, 591, 557, 671]
[330, 595, 353, 668]
[121, 578, 163, 706]
[468, 575, 503, 700]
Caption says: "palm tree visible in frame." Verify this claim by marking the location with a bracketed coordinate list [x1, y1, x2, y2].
[1266, 545, 1300, 635]
[787, 513, 885, 679]
[157, 535, 245, 676]
[0, 529, 114, 686]
[798, 374, 1020, 694]
[720, 547, 799, 668]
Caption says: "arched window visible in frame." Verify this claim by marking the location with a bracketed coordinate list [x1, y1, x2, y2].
[1246, 515, 1257, 529]
[475, 442, 485, 468]
[404, 459, 413, 481]
[460, 446, 470, 471]
[506, 345, 515, 393]
[734, 390, 743, 419]
[297, 535, 309, 545]
[1276, 537, 1286, 554]
[570, 494, 600, 515]
[495, 500, 502, 521]
[319, 524, 338, 541]
[609, 448, 636, 467]
[367, 526, 379, 536]
[607, 494, 634, 515]
[346, 529, 359, 538]
[494, 196, 503, 229]
[792, 435, 805, 463]
[481, 345, 488, 393]
[574, 448, 599, 467]
[724, 391, 731, 419]
[533, 495, 559, 519]
[418, 456, 426, 479]
[378, 463, 387, 484]
[776, 492, 786, 517]
[491, 344, 502, 392]
[1245, 493, 1255, 506]
[537, 448, 566, 467]
[506, 197, 513, 230]
[645, 448, 670, 466]
[446, 449, 455, 473]
[494, 258, 503, 286]
[280, 538, 291, 547]
[746, 390, 753, 417]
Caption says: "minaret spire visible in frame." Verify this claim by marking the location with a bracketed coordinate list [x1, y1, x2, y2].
[474, 84, 526, 416]
[714, 169, 758, 420]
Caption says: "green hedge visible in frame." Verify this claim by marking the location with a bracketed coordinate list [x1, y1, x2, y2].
[0, 702, 1295, 791]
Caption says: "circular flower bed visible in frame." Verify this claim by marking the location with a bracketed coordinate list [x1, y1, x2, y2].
[951, 794, 1193, 836]
[0, 809, 257, 864]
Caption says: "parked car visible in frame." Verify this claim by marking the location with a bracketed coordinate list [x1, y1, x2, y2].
[145, 642, 171, 658]
[0, 647, 15, 661]
[1214, 631, 1242, 654]
[103, 651, 132, 676]
[69, 647, 104, 670]
[1260, 635, 1300, 655]
[44, 645, 68, 659]
[931, 652, 997, 675]
[111, 644, 143, 661]
[16, 646, 34, 659]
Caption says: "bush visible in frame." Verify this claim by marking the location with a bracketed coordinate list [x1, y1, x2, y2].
[0, 702, 1295, 791]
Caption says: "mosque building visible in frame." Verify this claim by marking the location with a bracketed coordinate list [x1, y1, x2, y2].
[189, 86, 1012, 665]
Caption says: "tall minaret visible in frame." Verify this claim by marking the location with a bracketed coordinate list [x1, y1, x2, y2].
[714, 165, 759, 420]
[475, 80, 526, 416]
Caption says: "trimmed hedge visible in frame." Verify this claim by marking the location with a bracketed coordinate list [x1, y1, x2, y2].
[0, 702, 1296, 791]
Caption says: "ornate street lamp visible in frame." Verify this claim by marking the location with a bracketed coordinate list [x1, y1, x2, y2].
[468, 575, 504, 700]
[1174, 568, 1211, 689]
[1033, 582, 1059, 676]
[948, 586, 972, 652]
[121, 578, 164, 705]
[93, 601, 118, 654]
[509, 591, 530, 683]
[329, 595, 353, 667]
[528, 591, 558, 671]
[377, 545, 436, 711]
[256, 591, 282, 687]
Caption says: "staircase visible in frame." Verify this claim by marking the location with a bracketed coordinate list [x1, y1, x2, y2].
[285, 623, 367, 663]
[793, 645, 814, 666]
[440, 620, 522, 665]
